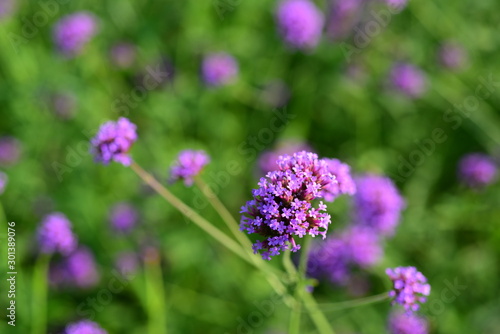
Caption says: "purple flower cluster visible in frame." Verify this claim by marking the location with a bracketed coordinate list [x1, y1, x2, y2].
[109, 202, 138, 233]
[53, 12, 98, 57]
[202, 53, 239, 86]
[386, 266, 431, 313]
[115, 252, 139, 278]
[241, 151, 341, 260]
[322, 158, 357, 201]
[0, 171, 7, 195]
[258, 140, 313, 175]
[307, 226, 382, 284]
[458, 153, 497, 189]
[169, 150, 210, 186]
[438, 42, 467, 70]
[110, 42, 136, 68]
[389, 63, 427, 98]
[64, 247, 100, 288]
[65, 320, 107, 334]
[389, 311, 428, 334]
[0, 136, 21, 166]
[37, 213, 77, 255]
[0, 0, 15, 20]
[90, 117, 138, 166]
[276, 0, 324, 50]
[353, 174, 405, 237]
[325, 0, 365, 40]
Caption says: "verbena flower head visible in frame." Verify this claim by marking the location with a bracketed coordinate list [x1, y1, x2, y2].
[343, 226, 382, 267]
[438, 42, 467, 70]
[109, 202, 138, 233]
[0, 136, 21, 166]
[353, 174, 405, 237]
[386, 266, 431, 313]
[65, 320, 107, 334]
[307, 236, 350, 284]
[240, 151, 337, 260]
[37, 213, 77, 255]
[115, 252, 139, 278]
[321, 158, 356, 201]
[258, 140, 312, 175]
[169, 150, 210, 186]
[276, 0, 324, 50]
[53, 12, 98, 57]
[325, 0, 365, 40]
[110, 42, 136, 68]
[90, 117, 137, 166]
[202, 53, 239, 86]
[389, 63, 427, 98]
[65, 247, 100, 288]
[458, 153, 497, 188]
[389, 311, 428, 334]
[0, 171, 7, 195]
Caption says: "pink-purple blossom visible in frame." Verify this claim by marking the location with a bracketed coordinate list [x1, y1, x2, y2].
[458, 153, 497, 189]
[202, 53, 239, 86]
[386, 266, 431, 313]
[37, 213, 77, 255]
[53, 12, 98, 57]
[389, 311, 428, 334]
[169, 150, 210, 186]
[90, 117, 137, 166]
[65, 320, 107, 334]
[389, 63, 427, 98]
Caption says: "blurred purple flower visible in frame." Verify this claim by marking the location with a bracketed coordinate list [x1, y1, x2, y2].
[386, 266, 431, 313]
[53, 12, 98, 57]
[65, 320, 107, 334]
[307, 236, 350, 285]
[202, 53, 239, 86]
[258, 140, 312, 175]
[276, 0, 324, 50]
[115, 252, 140, 278]
[458, 153, 497, 188]
[389, 63, 427, 98]
[109, 202, 138, 233]
[65, 247, 100, 288]
[110, 42, 136, 68]
[0, 171, 7, 195]
[353, 174, 405, 237]
[389, 311, 428, 334]
[50, 92, 77, 120]
[0, 0, 15, 20]
[385, 0, 409, 10]
[321, 158, 356, 201]
[241, 151, 336, 260]
[438, 42, 467, 70]
[37, 213, 77, 255]
[90, 117, 137, 166]
[343, 226, 382, 267]
[325, 0, 365, 40]
[169, 150, 210, 186]
[0, 136, 21, 166]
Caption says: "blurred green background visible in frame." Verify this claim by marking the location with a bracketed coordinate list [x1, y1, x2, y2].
[1, 0, 500, 333]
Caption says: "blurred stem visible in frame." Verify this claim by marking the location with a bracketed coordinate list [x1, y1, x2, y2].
[145, 256, 167, 334]
[194, 177, 292, 304]
[317, 293, 390, 312]
[131, 162, 249, 263]
[131, 163, 294, 305]
[32, 254, 50, 334]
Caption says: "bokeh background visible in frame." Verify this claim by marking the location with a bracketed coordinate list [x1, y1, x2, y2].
[1, 0, 500, 333]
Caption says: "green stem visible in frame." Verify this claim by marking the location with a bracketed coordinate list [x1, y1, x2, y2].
[145, 253, 167, 334]
[289, 238, 312, 334]
[317, 293, 390, 312]
[32, 254, 50, 334]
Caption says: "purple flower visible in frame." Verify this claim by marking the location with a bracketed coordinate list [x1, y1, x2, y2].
[258, 140, 313, 175]
[169, 150, 210, 186]
[115, 252, 139, 278]
[53, 12, 98, 57]
[389, 63, 427, 98]
[65, 320, 107, 334]
[458, 153, 497, 188]
[0, 0, 15, 20]
[386, 266, 431, 313]
[37, 213, 77, 255]
[202, 53, 239, 86]
[0, 171, 7, 195]
[276, 0, 324, 50]
[343, 226, 382, 267]
[353, 174, 405, 237]
[389, 311, 428, 334]
[0, 136, 21, 166]
[325, 0, 365, 40]
[241, 151, 337, 260]
[321, 158, 356, 201]
[50, 92, 77, 120]
[90, 117, 137, 166]
[110, 42, 136, 68]
[64, 247, 100, 288]
[307, 236, 350, 284]
[438, 42, 467, 70]
[109, 202, 138, 233]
